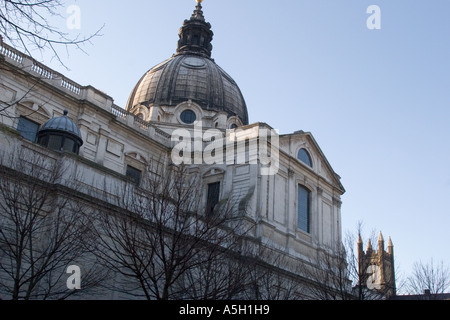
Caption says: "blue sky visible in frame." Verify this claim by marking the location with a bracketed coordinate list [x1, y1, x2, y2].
[32, 0, 450, 287]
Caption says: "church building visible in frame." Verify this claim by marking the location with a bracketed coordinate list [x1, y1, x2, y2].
[0, 1, 352, 300]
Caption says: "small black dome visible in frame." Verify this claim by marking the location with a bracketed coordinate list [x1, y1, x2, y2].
[39, 110, 82, 141]
[37, 110, 83, 154]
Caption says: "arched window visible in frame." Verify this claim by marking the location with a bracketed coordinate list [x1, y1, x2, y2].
[297, 148, 312, 167]
[298, 185, 311, 233]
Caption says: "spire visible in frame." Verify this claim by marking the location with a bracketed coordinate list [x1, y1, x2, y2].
[388, 236, 393, 247]
[357, 234, 363, 258]
[177, 0, 214, 58]
[378, 232, 385, 253]
[357, 234, 363, 245]
[378, 231, 384, 243]
[367, 239, 373, 251]
[388, 236, 394, 255]
[191, 0, 205, 21]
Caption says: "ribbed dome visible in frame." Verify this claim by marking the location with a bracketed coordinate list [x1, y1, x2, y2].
[37, 110, 83, 154]
[126, 55, 248, 125]
[39, 111, 82, 141]
[126, 1, 249, 125]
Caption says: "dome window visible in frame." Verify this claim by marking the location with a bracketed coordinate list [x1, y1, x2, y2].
[180, 110, 197, 124]
[230, 124, 238, 130]
[297, 148, 312, 167]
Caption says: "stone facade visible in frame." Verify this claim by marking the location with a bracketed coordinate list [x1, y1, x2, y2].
[0, 3, 349, 300]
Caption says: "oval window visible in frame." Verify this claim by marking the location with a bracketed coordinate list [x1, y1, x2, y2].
[180, 110, 197, 124]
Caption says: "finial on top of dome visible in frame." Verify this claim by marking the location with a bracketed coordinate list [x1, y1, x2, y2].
[192, 0, 205, 21]
[177, 0, 213, 57]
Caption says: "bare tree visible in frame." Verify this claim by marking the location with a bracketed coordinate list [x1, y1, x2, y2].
[0, 147, 106, 300]
[180, 242, 257, 300]
[304, 245, 353, 300]
[344, 224, 370, 300]
[344, 224, 389, 300]
[245, 249, 305, 300]
[343, 222, 402, 300]
[0, 53, 48, 121]
[91, 162, 256, 300]
[407, 259, 450, 296]
[0, 1, 103, 123]
[0, 0, 103, 67]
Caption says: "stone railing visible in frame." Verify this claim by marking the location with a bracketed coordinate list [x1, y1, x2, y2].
[0, 44, 24, 64]
[111, 105, 171, 145]
[31, 62, 54, 80]
[61, 78, 82, 95]
[112, 105, 129, 120]
[0, 41, 83, 98]
[1, 40, 171, 147]
[155, 127, 172, 140]
[135, 116, 151, 131]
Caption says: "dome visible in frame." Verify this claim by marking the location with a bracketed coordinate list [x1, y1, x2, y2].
[127, 55, 249, 125]
[39, 111, 82, 140]
[126, 1, 249, 126]
[37, 110, 83, 154]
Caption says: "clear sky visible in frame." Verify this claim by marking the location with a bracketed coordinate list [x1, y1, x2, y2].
[30, 0, 450, 288]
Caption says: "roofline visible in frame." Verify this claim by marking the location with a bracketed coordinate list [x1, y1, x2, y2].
[280, 130, 345, 194]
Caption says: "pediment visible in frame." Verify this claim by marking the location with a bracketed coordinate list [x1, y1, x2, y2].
[279, 131, 345, 194]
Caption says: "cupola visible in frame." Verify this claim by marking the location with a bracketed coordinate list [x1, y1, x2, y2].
[37, 110, 83, 154]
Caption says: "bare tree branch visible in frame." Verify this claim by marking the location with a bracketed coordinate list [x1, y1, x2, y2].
[407, 259, 450, 296]
[0, 146, 106, 300]
[90, 162, 257, 300]
[0, 0, 103, 68]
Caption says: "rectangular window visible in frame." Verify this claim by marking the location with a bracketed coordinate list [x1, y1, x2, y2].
[206, 182, 220, 216]
[126, 165, 142, 186]
[62, 138, 75, 153]
[48, 135, 63, 151]
[17, 117, 39, 142]
[298, 185, 311, 233]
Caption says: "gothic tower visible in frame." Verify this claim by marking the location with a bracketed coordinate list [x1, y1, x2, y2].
[357, 232, 396, 298]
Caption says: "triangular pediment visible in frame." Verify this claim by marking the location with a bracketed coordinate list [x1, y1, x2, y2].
[279, 131, 345, 194]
